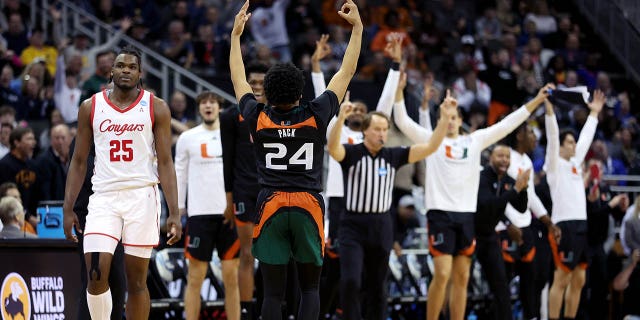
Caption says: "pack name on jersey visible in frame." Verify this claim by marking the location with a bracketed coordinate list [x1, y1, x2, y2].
[99, 119, 145, 136]
[278, 128, 296, 138]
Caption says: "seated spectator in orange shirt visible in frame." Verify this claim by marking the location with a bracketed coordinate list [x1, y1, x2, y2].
[370, 10, 412, 53]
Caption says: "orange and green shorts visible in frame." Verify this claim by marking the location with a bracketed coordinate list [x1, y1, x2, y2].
[252, 189, 325, 266]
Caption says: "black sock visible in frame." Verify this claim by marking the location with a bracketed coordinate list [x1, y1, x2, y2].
[240, 301, 253, 320]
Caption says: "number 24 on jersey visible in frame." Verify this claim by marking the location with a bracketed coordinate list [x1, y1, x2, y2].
[264, 143, 313, 170]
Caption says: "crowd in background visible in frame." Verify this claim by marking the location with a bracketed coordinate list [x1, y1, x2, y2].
[0, 0, 639, 318]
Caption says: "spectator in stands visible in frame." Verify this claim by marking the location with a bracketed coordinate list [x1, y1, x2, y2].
[0, 127, 38, 233]
[475, 7, 502, 43]
[11, 59, 53, 97]
[544, 54, 568, 85]
[124, 0, 164, 40]
[591, 139, 627, 177]
[557, 34, 586, 69]
[596, 71, 621, 110]
[79, 50, 114, 103]
[618, 127, 639, 168]
[19, 28, 58, 76]
[254, 44, 277, 68]
[496, 0, 521, 35]
[370, 11, 413, 54]
[454, 35, 486, 72]
[249, 0, 292, 62]
[2, 13, 28, 55]
[0, 121, 12, 158]
[53, 53, 81, 124]
[392, 195, 420, 257]
[20, 72, 53, 121]
[0, 65, 21, 111]
[0, 196, 36, 238]
[517, 52, 544, 90]
[51, 5, 131, 81]
[38, 108, 64, 152]
[193, 24, 225, 75]
[480, 48, 522, 125]
[0, 181, 20, 201]
[545, 15, 573, 49]
[285, 0, 325, 38]
[410, 10, 443, 56]
[357, 51, 388, 83]
[613, 248, 640, 319]
[372, 0, 413, 30]
[524, 0, 557, 35]
[404, 43, 429, 87]
[2, 0, 29, 29]
[159, 20, 195, 69]
[452, 66, 491, 116]
[169, 90, 196, 145]
[93, 0, 126, 26]
[35, 123, 70, 201]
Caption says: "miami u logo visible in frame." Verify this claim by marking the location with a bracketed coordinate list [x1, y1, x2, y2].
[200, 143, 216, 158]
[445, 145, 468, 160]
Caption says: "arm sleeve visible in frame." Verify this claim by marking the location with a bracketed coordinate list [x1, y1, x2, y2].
[474, 106, 531, 150]
[545, 114, 560, 174]
[509, 189, 528, 213]
[325, 116, 338, 140]
[311, 72, 326, 98]
[174, 134, 189, 210]
[527, 168, 548, 217]
[575, 115, 598, 164]
[220, 110, 237, 192]
[375, 65, 400, 116]
[392, 100, 431, 144]
[54, 55, 65, 94]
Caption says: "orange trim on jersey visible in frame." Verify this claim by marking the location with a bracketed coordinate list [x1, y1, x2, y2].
[548, 232, 571, 273]
[521, 247, 536, 263]
[85, 232, 119, 242]
[502, 251, 515, 263]
[579, 262, 588, 270]
[458, 239, 476, 256]
[102, 89, 145, 113]
[185, 249, 196, 261]
[256, 112, 318, 131]
[253, 191, 325, 255]
[149, 92, 155, 128]
[90, 94, 96, 129]
[223, 239, 241, 260]
[238, 114, 245, 122]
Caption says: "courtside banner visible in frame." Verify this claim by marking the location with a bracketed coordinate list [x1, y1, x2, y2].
[0, 239, 81, 320]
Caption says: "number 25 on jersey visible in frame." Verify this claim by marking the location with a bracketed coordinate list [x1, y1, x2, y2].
[110, 139, 133, 162]
[264, 143, 313, 170]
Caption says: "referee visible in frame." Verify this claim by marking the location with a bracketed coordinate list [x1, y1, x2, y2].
[327, 93, 456, 320]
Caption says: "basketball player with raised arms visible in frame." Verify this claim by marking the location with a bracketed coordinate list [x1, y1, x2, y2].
[229, 0, 362, 319]
[63, 45, 182, 320]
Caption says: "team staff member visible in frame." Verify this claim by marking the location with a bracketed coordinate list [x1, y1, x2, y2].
[544, 91, 604, 320]
[475, 144, 529, 320]
[393, 79, 556, 320]
[500, 122, 560, 320]
[69, 139, 126, 320]
[176, 92, 240, 320]
[220, 62, 269, 320]
[328, 89, 454, 319]
[63, 45, 182, 320]
[229, 1, 362, 319]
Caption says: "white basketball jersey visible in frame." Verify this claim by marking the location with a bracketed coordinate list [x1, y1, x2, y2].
[91, 89, 158, 192]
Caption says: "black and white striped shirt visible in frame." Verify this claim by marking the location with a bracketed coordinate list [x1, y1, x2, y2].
[340, 144, 410, 214]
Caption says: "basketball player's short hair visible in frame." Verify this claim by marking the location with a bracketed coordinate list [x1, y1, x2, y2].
[118, 45, 142, 70]
[559, 128, 576, 145]
[362, 111, 391, 131]
[489, 142, 510, 155]
[9, 127, 32, 150]
[196, 91, 222, 106]
[264, 63, 305, 106]
[246, 63, 269, 77]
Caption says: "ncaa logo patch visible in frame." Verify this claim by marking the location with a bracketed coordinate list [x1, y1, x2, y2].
[1, 272, 31, 320]
[140, 100, 148, 106]
[378, 167, 388, 176]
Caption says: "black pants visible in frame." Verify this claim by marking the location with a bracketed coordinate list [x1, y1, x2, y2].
[339, 212, 393, 320]
[475, 232, 511, 320]
[506, 258, 536, 319]
[77, 220, 126, 320]
[578, 244, 608, 320]
[328, 197, 345, 242]
[532, 220, 552, 319]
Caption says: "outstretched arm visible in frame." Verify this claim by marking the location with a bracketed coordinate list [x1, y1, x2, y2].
[575, 90, 604, 163]
[375, 34, 403, 116]
[392, 72, 431, 144]
[230, 0, 254, 102]
[311, 34, 331, 98]
[326, 0, 363, 102]
[544, 99, 560, 174]
[407, 90, 456, 163]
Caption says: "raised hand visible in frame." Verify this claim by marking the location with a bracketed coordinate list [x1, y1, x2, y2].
[232, 0, 251, 37]
[537, 83, 556, 100]
[338, 91, 354, 119]
[588, 89, 605, 115]
[384, 33, 403, 63]
[337, 0, 362, 27]
[439, 89, 458, 120]
[312, 34, 332, 62]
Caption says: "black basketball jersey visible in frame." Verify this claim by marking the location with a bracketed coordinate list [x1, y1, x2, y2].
[239, 91, 339, 192]
[220, 106, 260, 196]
